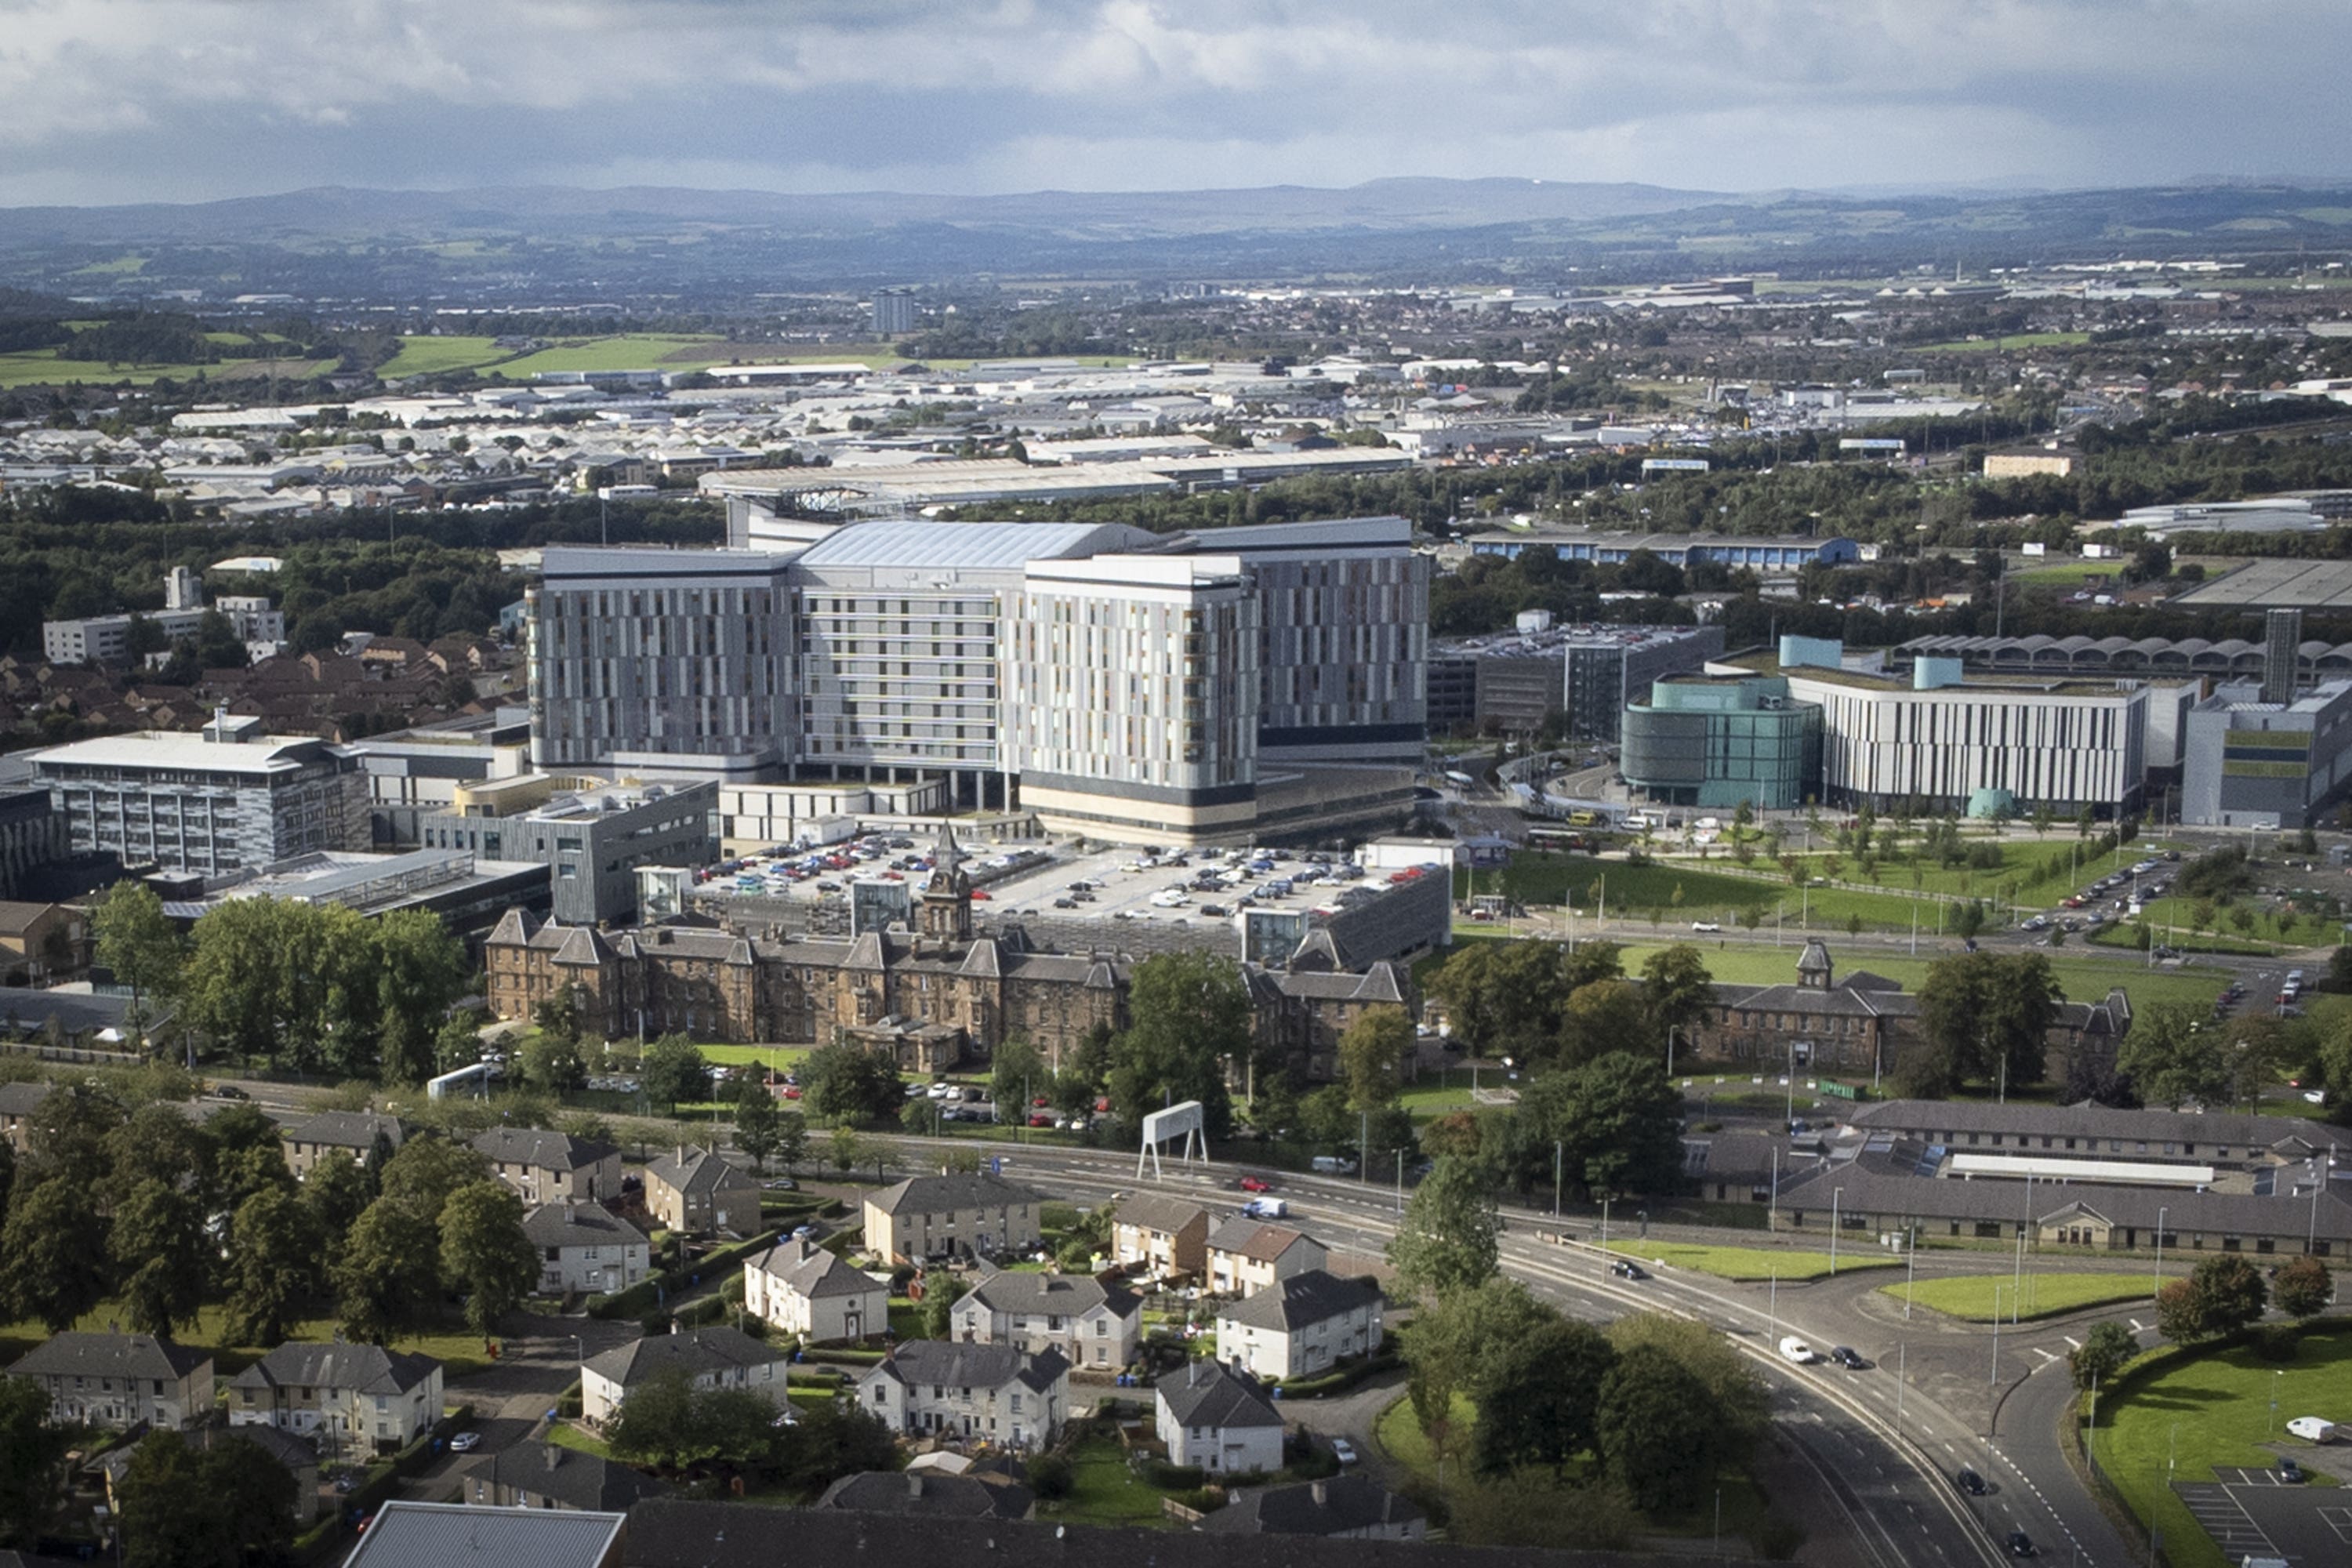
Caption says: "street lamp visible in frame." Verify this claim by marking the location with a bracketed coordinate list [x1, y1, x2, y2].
[1830, 1186, 1844, 1276]
[2154, 1204, 2170, 1300]
[1552, 1141, 1563, 1220]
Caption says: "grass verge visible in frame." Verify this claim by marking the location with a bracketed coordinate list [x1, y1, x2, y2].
[1876, 1271, 2152, 1322]
[1602, 1240, 1896, 1282]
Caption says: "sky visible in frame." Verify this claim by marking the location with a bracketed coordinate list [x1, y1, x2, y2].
[0, 0, 2346, 208]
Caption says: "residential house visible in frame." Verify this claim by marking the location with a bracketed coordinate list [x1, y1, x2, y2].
[643, 1145, 761, 1236]
[579, 1327, 789, 1426]
[742, 1237, 888, 1345]
[523, 1203, 652, 1297]
[343, 1501, 626, 1568]
[815, 1469, 1034, 1522]
[100, 1424, 321, 1526]
[862, 1171, 1045, 1265]
[1207, 1218, 1329, 1298]
[0, 1079, 52, 1152]
[474, 1126, 623, 1206]
[1110, 1192, 1210, 1280]
[227, 1343, 445, 1455]
[3, 1332, 212, 1430]
[856, 1340, 1070, 1452]
[280, 1111, 412, 1181]
[949, 1268, 1140, 1373]
[1155, 1359, 1284, 1475]
[469, 1443, 671, 1513]
[1216, 1271, 1384, 1382]
[1200, 1476, 1427, 1540]
[0, 901, 86, 985]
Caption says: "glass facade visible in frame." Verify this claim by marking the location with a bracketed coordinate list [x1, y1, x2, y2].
[1621, 677, 1821, 810]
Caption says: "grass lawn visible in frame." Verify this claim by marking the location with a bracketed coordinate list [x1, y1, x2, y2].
[546, 1422, 614, 1460]
[0, 1302, 492, 1381]
[1044, 1439, 1174, 1529]
[0, 350, 336, 389]
[695, 1044, 814, 1073]
[1375, 1389, 1475, 1482]
[1914, 331, 2091, 353]
[2013, 560, 2123, 587]
[378, 335, 514, 377]
[1605, 941, 2231, 1013]
[1504, 852, 1998, 934]
[488, 335, 730, 378]
[2092, 1329, 2350, 1568]
[1877, 1272, 2152, 1322]
[1602, 1240, 1896, 1282]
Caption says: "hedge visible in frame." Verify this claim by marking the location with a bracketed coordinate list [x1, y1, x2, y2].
[1274, 1349, 1400, 1399]
[587, 1227, 782, 1319]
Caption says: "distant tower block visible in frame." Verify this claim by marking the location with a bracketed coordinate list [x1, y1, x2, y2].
[2263, 606, 2303, 705]
[871, 289, 917, 336]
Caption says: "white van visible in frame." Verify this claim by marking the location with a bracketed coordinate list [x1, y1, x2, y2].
[2286, 1417, 2339, 1444]
[1778, 1337, 1817, 1365]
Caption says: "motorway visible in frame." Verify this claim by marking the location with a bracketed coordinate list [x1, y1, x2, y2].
[983, 1141, 2147, 1568]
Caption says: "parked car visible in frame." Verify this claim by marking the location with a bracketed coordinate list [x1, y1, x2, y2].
[448, 1431, 481, 1452]
[1330, 1438, 1358, 1465]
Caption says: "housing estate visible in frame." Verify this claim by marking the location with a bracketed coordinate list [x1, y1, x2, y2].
[643, 1145, 761, 1236]
[1200, 1476, 1427, 1540]
[280, 1110, 410, 1181]
[1207, 1218, 1330, 1297]
[474, 1125, 625, 1206]
[1109, 1193, 1210, 1280]
[863, 1171, 1046, 1265]
[742, 1236, 889, 1345]
[470, 1443, 672, 1513]
[856, 1340, 1070, 1452]
[3, 1332, 212, 1431]
[1154, 1358, 1285, 1475]
[579, 1327, 790, 1426]
[524, 1202, 652, 1297]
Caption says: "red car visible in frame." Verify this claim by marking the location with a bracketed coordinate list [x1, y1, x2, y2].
[1239, 1175, 1273, 1193]
[970, 888, 991, 901]
[782, 1086, 802, 1099]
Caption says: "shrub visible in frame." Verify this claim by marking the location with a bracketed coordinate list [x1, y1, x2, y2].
[1751, 1512, 1809, 1560]
[1029, 1452, 1075, 1500]
[2253, 1322, 2302, 1363]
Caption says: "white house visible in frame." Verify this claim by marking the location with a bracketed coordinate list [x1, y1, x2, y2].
[5, 1333, 212, 1432]
[743, 1237, 890, 1345]
[1215, 1270, 1383, 1382]
[579, 1327, 790, 1427]
[522, 1203, 652, 1297]
[948, 1269, 1141, 1372]
[1154, 1359, 1284, 1475]
[856, 1341, 1070, 1453]
[1205, 1218, 1328, 1298]
[227, 1344, 444, 1457]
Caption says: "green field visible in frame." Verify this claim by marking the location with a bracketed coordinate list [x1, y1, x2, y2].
[489, 335, 731, 377]
[1498, 854, 1942, 932]
[1915, 331, 2091, 354]
[1602, 1240, 1893, 1282]
[0, 350, 336, 389]
[2012, 559, 2123, 587]
[376, 335, 515, 377]
[1605, 940, 2230, 1013]
[1877, 1271, 2152, 1322]
[2092, 1328, 2350, 1568]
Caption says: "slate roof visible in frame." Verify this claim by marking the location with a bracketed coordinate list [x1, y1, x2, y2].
[7, 1332, 209, 1383]
[583, 1327, 779, 1388]
[646, 1145, 757, 1200]
[280, 1110, 410, 1152]
[0, 1080, 54, 1118]
[960, 1269, 1139, 1320]
[866, 1339, 1069, 1395]
[521, 1203, 649, 1251]
[228, 1343, 440, 1397]
[869, 1171, 1044, 1217]
[815, 1469, 1033, 1521]
[1206, 1219, 1321, 1262]
[746, 1237, 882, 1301]
[485, 1442, 671, 1512]
[1218, 1270, 1381, 1334]
[1156, 1359, 1281, 1430]
[493, 918, 1133, 992]
[1114, 1192, 1209, 1236]
[1200, 1475, 1425, 1536]
[345, 1500, 626, 1568]
[1843, 1098, 2317, 1152]
[474, 1125, 619, 1173]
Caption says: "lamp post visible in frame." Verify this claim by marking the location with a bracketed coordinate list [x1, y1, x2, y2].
[2154, 1204, 2169, 1300]
[1768, 1145, 1780, 1233]
[1600, 1194, 1613, 1274]
[1904, 1227, 1918, 1319]
[1830, 1186, 1844, 1276]
[1552, 1141, 1563, 1220]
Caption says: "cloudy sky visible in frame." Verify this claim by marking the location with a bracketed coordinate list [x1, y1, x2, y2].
[0, 0, 2343, 207]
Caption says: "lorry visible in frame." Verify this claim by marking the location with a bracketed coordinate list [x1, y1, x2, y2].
[793, 815, 859, 851]
[1241, 1198, 1289, 1220]
[1778, 1337, 1817, 1365]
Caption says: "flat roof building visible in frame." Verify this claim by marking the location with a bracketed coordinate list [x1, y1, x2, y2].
[1621, 674, 1822, 810]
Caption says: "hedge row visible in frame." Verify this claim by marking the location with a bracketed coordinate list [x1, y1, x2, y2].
[1276, 1349, 1400, 1399]
[587, 1227, 782, 1320]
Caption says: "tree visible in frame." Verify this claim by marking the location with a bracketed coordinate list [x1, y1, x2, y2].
[1639, 944, 1713, 1051]
[371, 909, 469, 1085]
[1, 1178, 110, 1331]
[1387, 1156, 1500, 1298]
[534, 991, 584, 1051]
[1561, 938, 1624, 994]
[0, 1377, 66, 1550]
[376, 1136, 490, 1222]
[208, 1102, 296, 1214]
[1907, 951, 2059, 1098]
[733, 1079, 786, 1174]
[604, 1363, 700, 1470]
[1108, 950, 1250, 1139]
[303, 1149, 375, 1261]
[226, 1185, 322, 1346]
[115, 1427, 296, 1568]
[102, 1100, 216, 1211]
[990, 1036, 1047, 1114]
[919, 1268, 964, 1339]
[22, 1081, 125, 1190]
[1402, 1276, 1551, 1478]
[1338, 1005, 1413, 1112]
[1556, 979, 1651, 1068]
[641, 1033, 710, 1115]
[1595, 1344, 1730, 1512]
[89, 880, 183, 1043]
[2270, 1255, 2331, 1321]
[520, 1026, 589, 1094]
[2116, 1003, 2230, 1111]
[1606, 1312, 1768, 1443]
[2069, 1320, 2138, 1392]
[800, 1042, 905, 1125]
[334, 1196, 441, 1344]
[1475, 1315, 1618, 1477]
[110, 1179, 208, 1338]
[435, 1008, 490, 1073]
[2157, 1254, 2267, 1343]
[1425, 939, 1566, 1062]
[439, 1180, 537, 1346]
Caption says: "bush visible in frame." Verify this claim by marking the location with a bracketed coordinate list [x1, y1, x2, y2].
[1029, 1452, 1075, 1500]
[1751, 1512, 1809, 1560]
[557, 1380, 583, 1419]
[2254, 1322, 2302, 1363]
[1142, 1459, 1207, 1490]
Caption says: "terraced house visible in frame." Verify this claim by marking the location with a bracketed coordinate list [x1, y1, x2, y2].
[227, 1343, 445, 1456]
[857, 1341, 1070, 1452]
[949, 1269, 1142, 1371]
[4, 1332, 212, 1432]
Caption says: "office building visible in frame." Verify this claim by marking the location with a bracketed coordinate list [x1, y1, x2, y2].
[0, 782, 68, 901]
[165, 847, 551, 949]
[1465, 528, 1859, 572]
[1427, 624, 1722, 740]
[526, 517, 1428, 843]
[1620, 675, 1823, 810]
[871, 289, 918, 336]
[2180, 678, 2352, 829]
[2263, 607, 2303, 706]
[30, 716, 367, 877]
[43, 568, 285, 666]
[419, 774, 715, 926]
